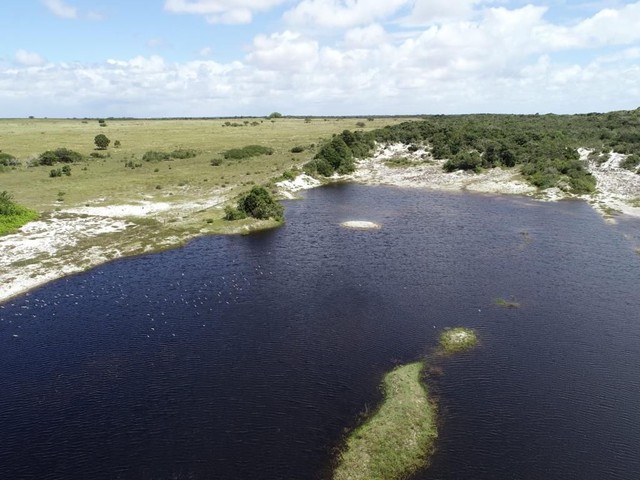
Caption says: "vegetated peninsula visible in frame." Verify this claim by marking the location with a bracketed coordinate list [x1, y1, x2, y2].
[2, 111, 640, 302]
[334, 327, 478, 480]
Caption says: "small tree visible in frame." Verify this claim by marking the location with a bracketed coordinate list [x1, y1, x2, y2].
[94, 134, 110, 150]
[268, 112, 283, 119]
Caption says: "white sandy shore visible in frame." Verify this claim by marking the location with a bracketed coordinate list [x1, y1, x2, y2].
[3, 144, 639, 304]
[0, 197, 225, 304]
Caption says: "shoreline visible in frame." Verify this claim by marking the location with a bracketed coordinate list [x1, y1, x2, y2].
[3, 144, 639, 305]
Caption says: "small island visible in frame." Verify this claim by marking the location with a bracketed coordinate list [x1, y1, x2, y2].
[340, 220, 381, 229]
[438, 327, 478, 354]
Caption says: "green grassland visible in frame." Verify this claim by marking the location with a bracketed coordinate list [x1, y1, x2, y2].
[333, 362, 437, 480]
[0, 117, 405, 215]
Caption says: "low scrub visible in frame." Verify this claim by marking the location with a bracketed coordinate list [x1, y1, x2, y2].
[0, 152, 20, 167]
[223, 145, 274, 160]
[37, 148, 83, 166]
[0, 191, 38, 235]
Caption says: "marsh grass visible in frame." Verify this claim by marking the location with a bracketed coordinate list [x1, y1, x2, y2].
[438, 327, 478, 354]
[333, 362, 437, 480]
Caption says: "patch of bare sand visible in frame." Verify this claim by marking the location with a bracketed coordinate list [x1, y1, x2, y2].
[350, 143, 536, 195]
[580, 148, 640, 221]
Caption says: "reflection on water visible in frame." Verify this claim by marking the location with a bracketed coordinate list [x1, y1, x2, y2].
[1, 185, 639, 480]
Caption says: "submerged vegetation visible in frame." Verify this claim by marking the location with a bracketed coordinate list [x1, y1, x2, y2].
[494, 297, 521, 308]
[0, 191, 38, 235]
[334, 362, 436, 480]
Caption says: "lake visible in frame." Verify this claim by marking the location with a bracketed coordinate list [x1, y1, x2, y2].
[1, 184, 639, 479]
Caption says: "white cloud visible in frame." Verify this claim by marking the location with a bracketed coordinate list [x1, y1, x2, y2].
[164, 0, 286, 24]
[403, 0, 482, 25]
[42, 0, 77, 19]
[247, 31, 319, 72]
[15, 50, 46, 67]
[6, 2, 640, 116]
[284, 0, 410, 28]
[198, 46, 213, 56]
[344, 24, 387, 49]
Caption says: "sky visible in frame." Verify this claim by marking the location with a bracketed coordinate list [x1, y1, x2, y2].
[1, 0, 640, 117]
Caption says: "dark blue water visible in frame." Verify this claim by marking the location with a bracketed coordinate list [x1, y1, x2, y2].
[1, 185, 639, 480]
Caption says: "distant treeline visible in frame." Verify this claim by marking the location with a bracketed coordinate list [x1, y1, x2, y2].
[304, 109, 640, 194]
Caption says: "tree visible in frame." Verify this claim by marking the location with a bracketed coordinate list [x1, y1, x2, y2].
[238, 186, 284, 221]
[94, 134, 110, 150]
[268, 112, 283, 119]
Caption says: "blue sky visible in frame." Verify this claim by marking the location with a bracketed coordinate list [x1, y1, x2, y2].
[1, 0, 640, 117]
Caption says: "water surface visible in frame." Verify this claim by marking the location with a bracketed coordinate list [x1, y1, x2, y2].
[1, 185, 639, 479]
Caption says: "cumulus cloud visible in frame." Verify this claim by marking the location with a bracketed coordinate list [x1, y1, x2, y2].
[403, 0, 483, 25]
[15, 50, 46, 67]
[284, 0, 410, 28]
[164, 0, 287, 24]
[42, 0, 77, 19]
[6, 2, 640, 116]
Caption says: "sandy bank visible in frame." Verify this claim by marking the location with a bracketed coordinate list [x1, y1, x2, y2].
[0, 196, 225, 304]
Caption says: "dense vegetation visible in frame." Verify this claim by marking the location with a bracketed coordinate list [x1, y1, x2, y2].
[224, 186, 284, 222]
[304, 109, 640, 194]
[0, 191, 38, 235]
[37, 148, 83, 166]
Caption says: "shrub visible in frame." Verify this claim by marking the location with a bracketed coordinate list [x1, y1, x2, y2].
[170, 149, 197, 159]
[62, 165, 72, 176]
[94, 134, 110, 150]
[114, 140, 121, 148]
[443, 151, 482, 172]
[210, 158, 223, 166]
[620, 154, 640, 171]
[0, 153, 19, 167]
[224, 205, 247, 220]
[38, 148, 83, 166]
[49, 168, 62, 177]
[291, 146, 305, 153]
[223, 145, 274, 160]
[233, 186, 284, 221]
[0, 191, 38, 234]
[143, 151, 171, 162]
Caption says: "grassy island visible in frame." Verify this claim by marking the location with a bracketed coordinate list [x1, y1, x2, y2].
[438, 327, 478, 354]
[333, 362, 437, 480]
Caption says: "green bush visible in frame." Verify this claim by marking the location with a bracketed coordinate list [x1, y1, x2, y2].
[94, 134, 110, 150]
[620, 154, 640, 171]
[444, 151, 482, 172]
[290, 146, 305, 153]
[0, 153, 19, 167]
[143, 151, 171, 162]
[170, 148, 197, 159]
[231, 186, 284, 221]
[38, 148, 83, 166]
[223, 145, 274, 160]
[224, 205, 247, 220]
[0, 191, 38, 234]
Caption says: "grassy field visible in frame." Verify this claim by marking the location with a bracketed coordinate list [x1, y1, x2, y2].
[333, 362, 437, 480]
[0, 117, 411, 214]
